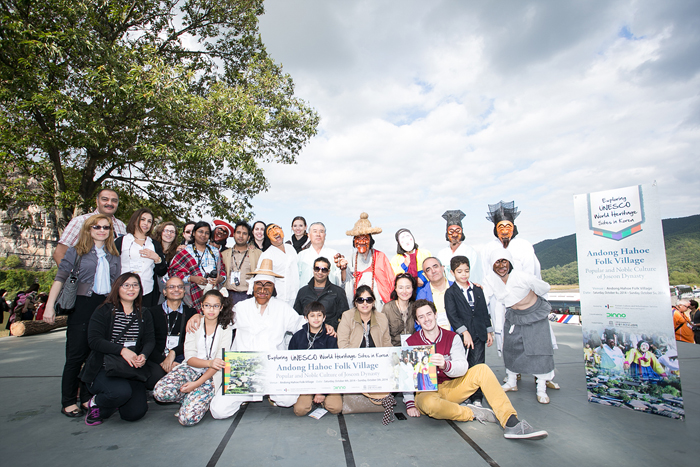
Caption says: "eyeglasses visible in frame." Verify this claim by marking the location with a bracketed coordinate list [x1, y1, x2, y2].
[163, 229, 176, 235]
[313, 266, 330, 273]
[202, 303, 222, 310]
[91, 225, 111, 231]
[166, 285, 185, 290]
[355, 297, 375, 304]
[121, 283, 140, 290]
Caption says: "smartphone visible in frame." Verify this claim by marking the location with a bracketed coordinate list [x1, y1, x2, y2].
[395, 412, 407, 421]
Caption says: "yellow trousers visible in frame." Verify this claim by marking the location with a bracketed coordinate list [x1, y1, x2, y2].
[415, 364, 517, 427]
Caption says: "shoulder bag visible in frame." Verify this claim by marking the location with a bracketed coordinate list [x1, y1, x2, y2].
[54, 254, 83, 315]
[103, 312, 150, 382]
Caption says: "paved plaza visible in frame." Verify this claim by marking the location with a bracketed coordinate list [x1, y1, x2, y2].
[1, 323, 698, 467]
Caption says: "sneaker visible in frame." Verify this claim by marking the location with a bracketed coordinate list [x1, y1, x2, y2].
[503, 420, 548, 440]
[85, 397, 103, 426]
[467, 404, 497, 424]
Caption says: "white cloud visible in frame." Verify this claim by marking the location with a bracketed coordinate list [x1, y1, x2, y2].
[249, 0, 700, 260]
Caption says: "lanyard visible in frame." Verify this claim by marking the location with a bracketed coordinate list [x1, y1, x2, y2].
[204, 325, 218, 360]
[193, 245, 217, 274]
[307, 328, 323, 350]
[232, 249, 249, 272]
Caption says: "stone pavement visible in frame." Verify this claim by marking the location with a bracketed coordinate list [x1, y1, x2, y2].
[1, 323, 698, 467]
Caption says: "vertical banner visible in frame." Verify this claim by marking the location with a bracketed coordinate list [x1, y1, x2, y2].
[574, 184, 683, 419]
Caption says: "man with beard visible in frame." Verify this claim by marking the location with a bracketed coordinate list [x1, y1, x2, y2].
[221, 221, 261, 306]
[53, 188, 127, 265]
[335, 213, 395, 311]
[437, 210, 483, 285]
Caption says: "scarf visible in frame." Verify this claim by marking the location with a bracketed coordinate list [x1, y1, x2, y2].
[290, 234, 308, 253]
[93, 247, 111, 295]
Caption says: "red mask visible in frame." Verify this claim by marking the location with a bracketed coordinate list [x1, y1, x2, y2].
[354, 235, 370, 254]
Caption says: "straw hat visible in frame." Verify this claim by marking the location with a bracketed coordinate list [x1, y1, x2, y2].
[346, 212, 382, 236]
[247, 258, 284, 278]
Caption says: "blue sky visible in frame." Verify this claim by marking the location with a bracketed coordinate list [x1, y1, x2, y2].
[241, 0, 700, 259]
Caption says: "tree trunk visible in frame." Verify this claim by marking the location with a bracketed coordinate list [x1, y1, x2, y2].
[10, 316, 68, 336]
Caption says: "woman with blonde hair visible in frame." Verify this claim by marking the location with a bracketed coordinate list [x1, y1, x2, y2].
[44, 214, 121, 418]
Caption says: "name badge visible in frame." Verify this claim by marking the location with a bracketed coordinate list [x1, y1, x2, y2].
[124, 341, 137, 348]
[166, 335, 179, 350]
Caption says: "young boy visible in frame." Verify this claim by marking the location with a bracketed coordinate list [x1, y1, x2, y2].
[444, 256, 494, 406]
[288, 301, 342, 416]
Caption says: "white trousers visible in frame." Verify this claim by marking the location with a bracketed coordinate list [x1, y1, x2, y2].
[209, 393, 299, 419]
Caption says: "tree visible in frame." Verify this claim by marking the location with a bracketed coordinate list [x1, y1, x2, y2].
[0, 0, 319, 227]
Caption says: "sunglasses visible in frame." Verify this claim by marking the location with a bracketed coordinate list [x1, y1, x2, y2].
[91, 225, 111, 231]
[313, 266, 330, 273]
[355, 297, 375, 304]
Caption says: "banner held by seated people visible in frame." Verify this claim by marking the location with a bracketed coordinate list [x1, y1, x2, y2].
[222, 345, 437, 395]
[574, 183, 684, 419]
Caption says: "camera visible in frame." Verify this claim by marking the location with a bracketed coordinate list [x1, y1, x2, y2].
[205, 270, 218, 279]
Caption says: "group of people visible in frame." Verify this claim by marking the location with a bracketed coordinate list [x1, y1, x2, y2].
[38, 188, 554, 440]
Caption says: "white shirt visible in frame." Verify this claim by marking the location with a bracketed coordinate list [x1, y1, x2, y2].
[488, 270, 550, 308]
[482, 238, 541, 279]
[438, 243, 483, 285]
[120, 234, 156, 294]
[231, 297, 305, 351]
[255, 246, 299, 307]
[297, 245, 341, 287]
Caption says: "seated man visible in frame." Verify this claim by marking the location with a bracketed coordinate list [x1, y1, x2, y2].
[288, 301, 342, 416]
[404, 299, 547, 440]
[146, 276, 198, 390]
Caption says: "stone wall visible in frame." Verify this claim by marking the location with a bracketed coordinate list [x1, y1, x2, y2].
[0, 206, 59, 271]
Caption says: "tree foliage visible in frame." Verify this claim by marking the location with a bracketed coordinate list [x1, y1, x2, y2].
[0, 0, 319, 227]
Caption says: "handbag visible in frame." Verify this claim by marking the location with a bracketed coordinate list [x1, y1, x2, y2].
[54, 254, 83, 315]
[103, 312, 150, 382]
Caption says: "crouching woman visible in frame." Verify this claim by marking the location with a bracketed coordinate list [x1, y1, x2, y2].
[153, 290, 233, 426]
[81, 273, 155, 425]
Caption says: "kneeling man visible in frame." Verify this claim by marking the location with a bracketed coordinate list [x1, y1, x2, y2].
[404, 299, 547, 440]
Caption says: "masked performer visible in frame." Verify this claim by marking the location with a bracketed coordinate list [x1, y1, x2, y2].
[484, 249, 555, 404]
[390, 228, 431, 292]
[437, 210, 483, 284]
[335, 213, 395, 312]
[624, 341, 667, 381]
[252, 224, 299, 307]
[483, 201, 559, 390]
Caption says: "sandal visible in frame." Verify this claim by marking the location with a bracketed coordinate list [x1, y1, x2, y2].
[61, 406, 84, 418]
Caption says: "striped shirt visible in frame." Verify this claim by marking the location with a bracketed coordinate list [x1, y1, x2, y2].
[58, 209, 127, 247]
[110, 309, 141, 346]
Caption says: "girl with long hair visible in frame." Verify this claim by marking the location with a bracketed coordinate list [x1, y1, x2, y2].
[153, 289, 233, 425]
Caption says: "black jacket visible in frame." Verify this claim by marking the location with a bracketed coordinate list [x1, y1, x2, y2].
[293, 278, 349, 330]
[147, 303, 197, 364]
[444, 282, 492, 341]
[288, 323, 338, 350]
[81, 303, 155, 384]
